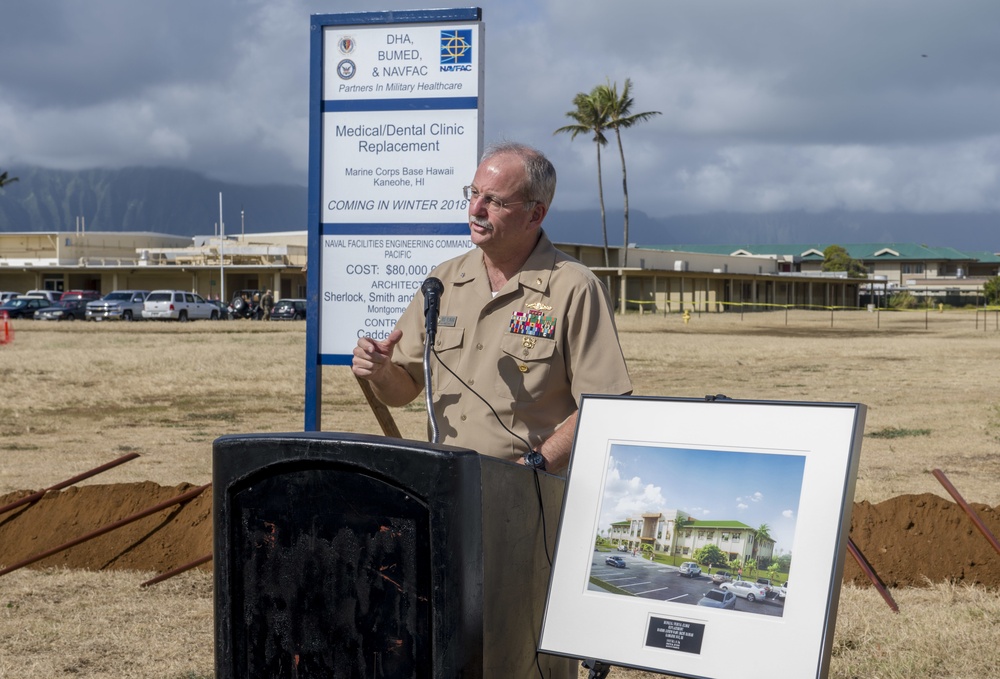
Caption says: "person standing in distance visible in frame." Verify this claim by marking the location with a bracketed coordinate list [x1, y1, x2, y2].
[352, 141, 631, 473]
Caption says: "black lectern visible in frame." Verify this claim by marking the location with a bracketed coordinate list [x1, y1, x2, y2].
[213, 432, 571, 678]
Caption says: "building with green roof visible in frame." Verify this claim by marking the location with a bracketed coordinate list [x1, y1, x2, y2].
[607, 510, 775, 565]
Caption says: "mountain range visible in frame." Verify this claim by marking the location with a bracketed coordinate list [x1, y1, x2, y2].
[1, 166, 997, 253]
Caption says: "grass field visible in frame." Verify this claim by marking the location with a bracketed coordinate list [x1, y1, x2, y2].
[1, 311, 998, 678]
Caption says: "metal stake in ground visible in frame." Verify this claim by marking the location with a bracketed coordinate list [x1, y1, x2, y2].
[0, 452, 141, 516]
[0, 483, 211, 578]
[933, 468, 1000, 558]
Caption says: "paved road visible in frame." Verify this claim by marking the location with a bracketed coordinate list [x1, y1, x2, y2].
[591, 553, 785, 617]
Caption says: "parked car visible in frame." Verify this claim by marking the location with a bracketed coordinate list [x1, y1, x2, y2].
[711, 570, 733, 584]
[697, 589, 737, 609]
[59, 290, 102, 302]
[207, 299, 231, 320]
[678, 562, 702, 578]
[605, 555, 627, 569]
[142, 290, 220, 321]
[0, 297, 52, 318]
[86, 290, 149, 321]
[720, 579, 767, 602]
[24, 290, 62, 303]
[269, 298, 306, 321]
[755, 577, 773, 594]
[34, 298, 88, 320]
[778, 582, 788, 599]
[229, 289, 263, 320]
[617, 544, 629, 553]
[0, 295, 52, 318]
[0, 292, 19, 304]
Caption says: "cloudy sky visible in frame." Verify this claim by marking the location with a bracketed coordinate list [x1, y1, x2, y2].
[599, 448, 805, 554]
[2, 0, 999, 220]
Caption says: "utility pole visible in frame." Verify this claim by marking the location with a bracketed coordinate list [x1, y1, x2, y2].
[219, 192, 226, 303]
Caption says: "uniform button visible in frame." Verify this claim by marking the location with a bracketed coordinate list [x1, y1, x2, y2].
[519, 365, 529, 373]
[461, 415, 467, 421]
[476, 343, 483, 350]
[468, 378, 475, 385]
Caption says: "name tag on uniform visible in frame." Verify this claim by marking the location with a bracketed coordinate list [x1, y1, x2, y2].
[438, 315, 457, 327]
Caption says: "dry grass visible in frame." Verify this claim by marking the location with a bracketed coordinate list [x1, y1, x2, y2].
[1, 311, 999, 678]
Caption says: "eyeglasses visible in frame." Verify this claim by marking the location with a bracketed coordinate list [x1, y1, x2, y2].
[462, 185, 535, 212]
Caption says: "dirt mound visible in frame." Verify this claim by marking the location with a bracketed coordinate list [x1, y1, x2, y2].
[0, 482, 213, 574]
[1, 484, 998, 587]
[845, 492, 1000, 588]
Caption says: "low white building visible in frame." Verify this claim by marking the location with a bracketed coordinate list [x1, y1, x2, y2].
[608, 510, 775, 565]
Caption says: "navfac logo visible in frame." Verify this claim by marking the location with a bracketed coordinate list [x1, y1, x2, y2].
[440, 29, 473, 72]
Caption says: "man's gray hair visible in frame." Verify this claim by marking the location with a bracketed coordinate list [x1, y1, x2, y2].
[481, 141, 557, 208]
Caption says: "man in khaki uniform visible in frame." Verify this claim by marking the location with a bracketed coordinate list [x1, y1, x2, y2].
[353, 142, 628, 678]
[353, 141, 631, 473]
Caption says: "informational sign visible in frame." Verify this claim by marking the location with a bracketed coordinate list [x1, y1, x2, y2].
[305, 9, 483, 429]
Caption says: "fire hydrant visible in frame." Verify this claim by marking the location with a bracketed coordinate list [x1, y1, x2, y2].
[682, 310, 691, 325]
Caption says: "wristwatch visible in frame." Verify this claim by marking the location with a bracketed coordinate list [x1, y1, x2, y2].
[522, 450, 547, 471]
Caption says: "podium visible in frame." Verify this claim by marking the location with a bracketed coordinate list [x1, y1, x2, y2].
[213, 432, 572, 678]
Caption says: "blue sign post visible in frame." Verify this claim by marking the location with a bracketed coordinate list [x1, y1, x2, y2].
[305, 8, 484, 430]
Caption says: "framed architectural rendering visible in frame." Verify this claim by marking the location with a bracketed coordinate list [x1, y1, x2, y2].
[539, 395, 866, 679]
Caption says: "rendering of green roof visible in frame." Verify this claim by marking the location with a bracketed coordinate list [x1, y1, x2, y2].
[686, 520, 753, 529]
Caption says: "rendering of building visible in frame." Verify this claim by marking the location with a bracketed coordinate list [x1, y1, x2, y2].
[607, 510, 775, 565]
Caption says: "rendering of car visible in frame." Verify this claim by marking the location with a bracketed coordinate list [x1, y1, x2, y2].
[755, 577, 774, 594]
[697, 589, 737, 609]
[720, 579, 768, 602]
[0, 297, 52, 318]
[678, 562, 702, 577]
[605, 555, 627, 568]
[34, 299, 88, 320]
[86, 290, 149, 321]
[711, 570, 733, 584]
[142, 290, 220, 321]
[778, 582, 788, 599]
[270, 298, 306, 320]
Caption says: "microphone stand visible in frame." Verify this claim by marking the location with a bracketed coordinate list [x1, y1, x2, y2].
[421, 278, 443, 444]
[423, 328, 439, 443]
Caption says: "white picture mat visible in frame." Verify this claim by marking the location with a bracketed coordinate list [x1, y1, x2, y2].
[539, 396, 865, 679]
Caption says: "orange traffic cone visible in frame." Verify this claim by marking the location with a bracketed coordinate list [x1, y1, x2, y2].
[1, 311, 12, 345]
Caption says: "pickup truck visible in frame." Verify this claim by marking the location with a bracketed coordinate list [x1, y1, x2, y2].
[86, 290, 149, 321]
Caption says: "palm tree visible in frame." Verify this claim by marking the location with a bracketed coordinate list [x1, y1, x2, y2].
[596, 79, 661, 267]
[555, 88, 611, 267]
[750, 523, 772, 561]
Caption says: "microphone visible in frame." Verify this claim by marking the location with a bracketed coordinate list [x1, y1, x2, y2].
[421, 277, 443, 339]
[421, 277, 444, 443]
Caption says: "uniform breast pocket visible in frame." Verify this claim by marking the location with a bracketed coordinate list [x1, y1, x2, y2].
[432, 327, 464, 391]
[495, 333, 557, 402]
